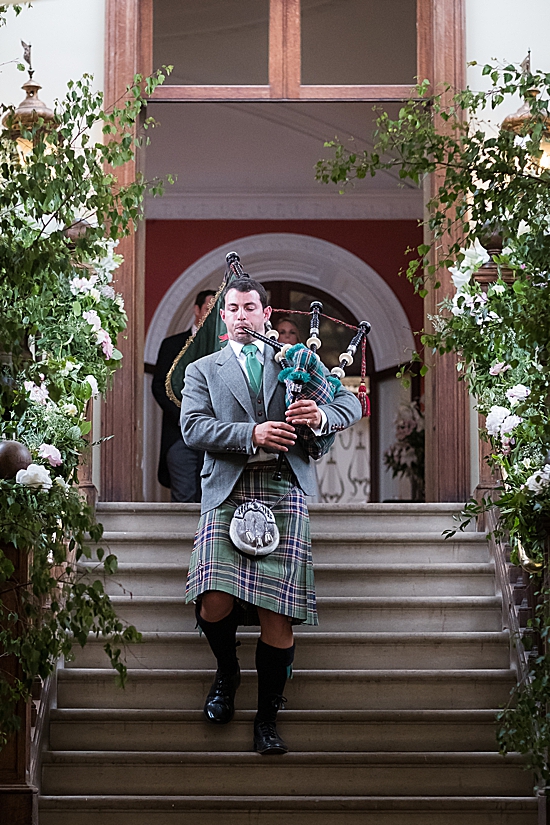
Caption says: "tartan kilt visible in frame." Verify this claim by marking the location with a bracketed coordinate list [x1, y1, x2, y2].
[185, 463, 318, 626]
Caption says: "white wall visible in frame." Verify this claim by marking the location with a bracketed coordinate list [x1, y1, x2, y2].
[466, 0, 550, 113]
[0, 0, 105, 110]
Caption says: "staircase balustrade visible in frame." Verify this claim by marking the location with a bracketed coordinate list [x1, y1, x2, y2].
[486, 507, 550, 824]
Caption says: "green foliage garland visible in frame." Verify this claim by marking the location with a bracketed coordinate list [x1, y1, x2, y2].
[0, 52, 171, 743]
[317, 61, 550, 788]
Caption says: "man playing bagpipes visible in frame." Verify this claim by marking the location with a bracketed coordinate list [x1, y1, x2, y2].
[180, 274, 362, 755]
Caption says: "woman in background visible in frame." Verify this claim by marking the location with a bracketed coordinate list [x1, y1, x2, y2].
[275, 317, 301, 345]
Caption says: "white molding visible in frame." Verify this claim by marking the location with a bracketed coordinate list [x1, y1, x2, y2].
[145, 191, 423, 221]
[145, 232, 415, 372]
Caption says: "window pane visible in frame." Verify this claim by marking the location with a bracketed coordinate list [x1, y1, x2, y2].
[153, 0, 269, 85]
[301, 0, 417, 85]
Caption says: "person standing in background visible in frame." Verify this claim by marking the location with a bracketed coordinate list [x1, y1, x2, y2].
[275, 317, 301, 345]
[152, 290, 216, 502]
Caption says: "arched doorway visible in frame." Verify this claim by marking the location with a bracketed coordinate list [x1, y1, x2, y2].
[144, 233, 415, 502]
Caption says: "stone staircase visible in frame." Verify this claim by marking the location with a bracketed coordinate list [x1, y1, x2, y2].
[39, 503, 537, 824]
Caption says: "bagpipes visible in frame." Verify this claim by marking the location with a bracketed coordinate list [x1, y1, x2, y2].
[166, 252, 371, 475]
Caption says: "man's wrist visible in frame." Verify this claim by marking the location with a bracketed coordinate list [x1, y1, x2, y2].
[310, 408, 327, 436]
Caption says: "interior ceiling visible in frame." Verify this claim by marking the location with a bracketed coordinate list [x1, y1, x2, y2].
[145, 102, 421, 218]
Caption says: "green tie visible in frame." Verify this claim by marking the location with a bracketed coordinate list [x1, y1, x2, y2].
[242, 343, 263, 395]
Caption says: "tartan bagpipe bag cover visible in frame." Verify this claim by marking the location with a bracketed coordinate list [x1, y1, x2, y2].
[278, 344, 342, 460]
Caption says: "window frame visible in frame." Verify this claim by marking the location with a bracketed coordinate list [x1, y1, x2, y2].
[150, 0, 430, 102]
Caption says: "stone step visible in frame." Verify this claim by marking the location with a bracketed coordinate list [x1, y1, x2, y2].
[92, 532, 488, 565]
[40, 751, 532, 797]
[48, 708, 504, 753]
[96, 502, 472, 535]
[81, 562, 496, 598]
[38, 795, 538, 825]
[66, 631, 510, 671]
[56, 668, 515, 711]
[105, 595, 503, 633]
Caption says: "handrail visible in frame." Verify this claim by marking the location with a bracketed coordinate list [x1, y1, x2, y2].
[484, 507, 533, 682]
[29, 661, 59, 794]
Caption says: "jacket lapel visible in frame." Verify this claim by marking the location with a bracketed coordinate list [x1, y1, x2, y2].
[263, 347, 282, 410]
[216, 344, 255, 418]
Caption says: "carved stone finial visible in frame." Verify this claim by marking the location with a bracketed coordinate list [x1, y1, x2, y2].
[520, 52, 531, 75]
[21, 40, 33, 78]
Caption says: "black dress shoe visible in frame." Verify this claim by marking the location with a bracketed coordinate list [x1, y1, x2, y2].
[253, 719, 288, 755]
[203, 668, 241, 724]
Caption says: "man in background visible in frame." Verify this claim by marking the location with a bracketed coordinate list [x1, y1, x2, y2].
[152, 289, 216, 502]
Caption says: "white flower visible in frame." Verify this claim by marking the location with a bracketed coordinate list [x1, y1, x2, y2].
[505, 384, 530, 406]
[524, 464, 550, 495]
[449, 266, 471, 293]
[489, 362, 512, 376]
[491, 283, 506, 294]
[38, 443, 63, 467]
[54, 476, 69, 490]
[451, 292, 475, 316]
[63, 403, 78, 416]
[82, 309, 102, 332]
[16, 463, 52, 490]
[60, 360, 81, 377]
[70, 273, 98, 296]
[114, 294, 125, 312]
[485, 405, 510, 437]
[500, 414, 523, 435]
[24, 379, 49, 404]
[88, 287, 101, 303]
[100, 284, 116, 300]
[84, 374, 99, 397]
[93, 238, 123, 282]
[462, 239, 490, 270]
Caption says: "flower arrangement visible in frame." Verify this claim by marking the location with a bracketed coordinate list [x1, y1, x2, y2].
[427, 228, 550, 563]
[317, 59, 550, 788]
[383, 401, 425, 501]
[0, 43, 170, 742]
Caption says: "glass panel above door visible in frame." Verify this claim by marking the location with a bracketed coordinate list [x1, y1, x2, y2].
[301, 0, 417, 85]
[153, 0, 270, 85]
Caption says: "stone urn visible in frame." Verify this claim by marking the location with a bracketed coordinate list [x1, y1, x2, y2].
[0, 440, 32, 479]
[474, 227, 515, 291]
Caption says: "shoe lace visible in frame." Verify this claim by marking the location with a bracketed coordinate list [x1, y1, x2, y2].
[256, 720, 279, 739]
[213, 670, 238, 694]
[272, 694, 287, 711]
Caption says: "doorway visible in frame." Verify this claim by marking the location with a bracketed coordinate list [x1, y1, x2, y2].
[144, 232, 415, 502]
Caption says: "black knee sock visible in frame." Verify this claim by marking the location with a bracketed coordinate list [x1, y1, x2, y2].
[255, 638, 295, 723]
[196, 603, 239, 674]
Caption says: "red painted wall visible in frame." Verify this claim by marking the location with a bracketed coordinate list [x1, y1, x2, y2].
[145, 220, 423, 337]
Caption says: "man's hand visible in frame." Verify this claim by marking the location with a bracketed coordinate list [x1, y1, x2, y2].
[285, 399, 322, 430]
[253, 421, 296, 452]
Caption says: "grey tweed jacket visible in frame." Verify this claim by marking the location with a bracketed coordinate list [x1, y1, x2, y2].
[181, 343, 362, 513]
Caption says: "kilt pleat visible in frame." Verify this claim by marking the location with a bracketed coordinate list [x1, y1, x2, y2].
[185, 464, 318, 626]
